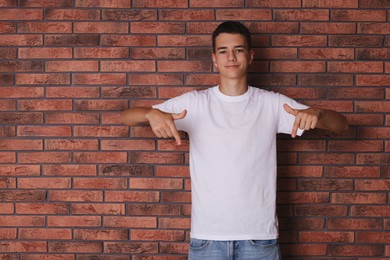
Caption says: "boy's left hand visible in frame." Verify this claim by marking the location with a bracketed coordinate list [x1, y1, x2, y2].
[284, 104, 323, 138]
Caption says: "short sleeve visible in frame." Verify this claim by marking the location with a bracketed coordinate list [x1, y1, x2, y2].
[277, 93, 309, 136]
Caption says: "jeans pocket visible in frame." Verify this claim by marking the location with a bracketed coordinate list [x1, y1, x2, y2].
[249, 239, 278, 247]
[189, 238, 211, 250]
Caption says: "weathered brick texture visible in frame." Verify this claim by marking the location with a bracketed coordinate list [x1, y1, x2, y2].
[0, 0, 389, 259]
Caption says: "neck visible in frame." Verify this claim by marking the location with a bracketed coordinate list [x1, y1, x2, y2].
[218, 78, 248, 96]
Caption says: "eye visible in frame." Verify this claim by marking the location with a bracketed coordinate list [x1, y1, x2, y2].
[235, 49, 244, 53]
[218, 50, 227, 54]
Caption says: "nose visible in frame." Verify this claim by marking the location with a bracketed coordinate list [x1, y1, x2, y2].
[227, 50, 236, 61]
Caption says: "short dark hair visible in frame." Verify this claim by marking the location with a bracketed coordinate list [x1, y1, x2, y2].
[212, 21, 252, 53]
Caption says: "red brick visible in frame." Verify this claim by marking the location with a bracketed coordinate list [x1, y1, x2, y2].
[0, 61, 43, 72]
[328, 61, 383, 73]
[331, 10, 386, 21]
[129, 152, 184, 164]
[296, 205, 348, 216]
[352, 206, 390, 217]
[304, 100, 352, 112]
[0, 139, 42, 150]
[284, 244, 329, 256]
[18, 22, 72, 33]
[185, 74, 219, 85]
[75, 100, 128, 111]
[161, 191, 191, 203]
[157, 139, 189, 151]
[1, 9, 43, 20]
[328, 140, 383, 152]
[16, 203, 68, 214]
[299, 231, 354, 242]
[159, 9, 213, 21]
[75, 22, 129, 33]
[105, 242, 158, 254]
[303, 0, 358, 8]
[18, 177, 71, 189]
[49, 242, 102, 253]
[48, 216, 101, 227]
[190, 0, 243, 7]
[301, 22, 356, 34]
[0, 216, 45, 226]
[328, 245, 384, 256]
[0, 228, 16, 239]
[102, 9, 157, 20]
[361, 0, 390, 8]
[0, 190, 46, 202]
[19, 0, 73, 7]
[101, 112, 121, 124]
[301, 48, 353, 60]
[0, 152, 15, 163]
[357, 75, 390, 86]
[103, 216, 157, 228]
[275, 10, 328, 21]
[45, 9, 100, 20]
[101, 140, 154, 151]
[0, 177, 15, 188]
[272, 35, 327, 46]
[16, 73, 70, 85]
[18, 126, 71, 136]
[73, 177, 127, 189]
[74, 47, 128, 58]
[75, 0, 131, 7]
[157, 87, 202, 99]
[357, 48, 390, 60]
[19, 228, 71, 240]
[19, 152, 71, 163]
[130, 22, 185, 34]
[131, 230, 185, 241]
[0, 165, 40, 176]
[0, 48, 17, 59]
[328, 88, 383, 100]
[298, 179, 353, 191]
[46, 112, 99, 125]
[127, 204, 181, 216]
[277, 192, 329, 204]
[98, 164, 153, 177]
[278, 166, 323, 178]
[128, 74, 182, 86]
[216, 9, 272, 20]
[328, 218, 382, 230]
[0, 0, 16, 7]
[130, 178, 183, 190]
[46, 60, 98, 72]
[74, 152, 127, 163]
[71, 203, 125, 215]
[102, 86, 156, 99]
[357, 232, 390, 243]
[0, 87, 44, 98]
[19, 47, 72, 59]
[101, 35, 156, 46]
[356, 101, 390, 112]
[329, 35, 383, 47]
[333, 192, 387, 204]
[19, 100, 72, 111]
[72, 73, 126, 85]
[158, 35, 210, 47]
[299, 74, 353, 86]
[131, 47, 185, 60]
[74, 126, 128, 137]
[358, 128, 390, 139]
[0, 100, 15, 110]
[105, 191, 159, 202]
[45, 139, 98, 150]
[0, 22, 16, 33]
[49, 190, 103, 202]
[346, 114, 384, 126]
[133, 0, 187, 7]
[74, 229, 128, 240]
[0, 35, 42, 46]
[271, 61, 325, 72]
[358, 23, 390, 34]
[101, 60, 155, 72]
[158, 218, 191, 229]
[0, 241, 46, 253]
[0, 203, 14, 214]
[355, 180, 390, 191]
[45, 34, 99, 46]
[247, 0, 301, 7]
[158, 61, 211, 72]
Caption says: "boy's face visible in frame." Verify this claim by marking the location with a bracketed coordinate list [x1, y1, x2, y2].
[212, 33, 254, 81]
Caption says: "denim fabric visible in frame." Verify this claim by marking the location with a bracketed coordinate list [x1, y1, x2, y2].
[188, 239, 282, 260]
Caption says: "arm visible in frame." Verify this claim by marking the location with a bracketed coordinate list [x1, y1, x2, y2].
[284, 104, 349, 138]
[120, 107, 187, 145]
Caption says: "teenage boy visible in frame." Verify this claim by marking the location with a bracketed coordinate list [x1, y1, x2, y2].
[121, 21, 348, 259]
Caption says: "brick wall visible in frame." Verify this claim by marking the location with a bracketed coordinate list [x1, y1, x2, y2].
[0, 0, 389, 259]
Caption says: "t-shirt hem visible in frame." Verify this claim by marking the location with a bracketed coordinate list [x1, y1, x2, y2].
[190, 233, 279, 241]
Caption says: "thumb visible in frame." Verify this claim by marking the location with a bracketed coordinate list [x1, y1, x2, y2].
[172, 110, 187, 120]
[284, 104, 298, 116]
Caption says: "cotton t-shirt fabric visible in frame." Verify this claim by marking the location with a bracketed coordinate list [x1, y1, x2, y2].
[153, 86, 308, 241]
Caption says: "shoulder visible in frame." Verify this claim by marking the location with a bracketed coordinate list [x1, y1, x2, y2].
[249, 86, 280, 100]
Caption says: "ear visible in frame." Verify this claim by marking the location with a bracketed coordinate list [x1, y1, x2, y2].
[211, 52, 218, 68]
[248, 49, 254, 65]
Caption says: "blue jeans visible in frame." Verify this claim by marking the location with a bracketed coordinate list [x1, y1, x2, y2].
[188, 239, 282, 260]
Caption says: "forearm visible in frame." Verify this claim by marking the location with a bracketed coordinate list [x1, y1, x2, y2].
[120, 107, 154, 126]
[315, 108, 349, 134]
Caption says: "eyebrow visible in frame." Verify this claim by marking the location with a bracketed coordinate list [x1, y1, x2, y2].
[217, 45, 246, 50]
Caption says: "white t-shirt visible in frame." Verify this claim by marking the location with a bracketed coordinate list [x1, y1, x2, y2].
[153, 86, 308, 241]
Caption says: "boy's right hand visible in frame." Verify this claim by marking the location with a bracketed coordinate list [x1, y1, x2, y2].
[145, 109, 187, 145]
